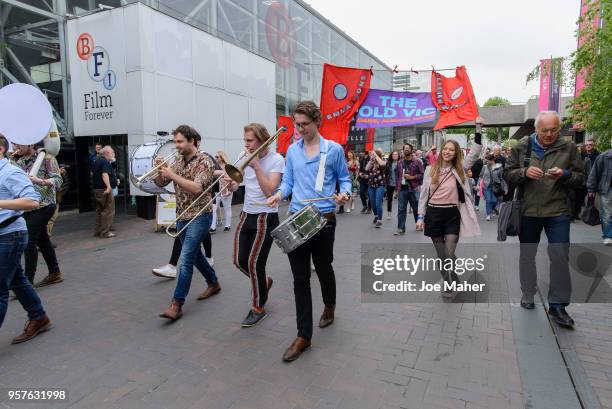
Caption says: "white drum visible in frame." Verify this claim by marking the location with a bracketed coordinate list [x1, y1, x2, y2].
[130, 141, 176, 194]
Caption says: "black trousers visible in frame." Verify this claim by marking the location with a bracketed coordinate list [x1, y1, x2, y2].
[386, 186, 395, 213]
[233, 212, 279, 309]
[359, 178, 370, 209]
[287, 216, 336, 340]
[169, 232, 212, 266]
[23, 205, 60, 283]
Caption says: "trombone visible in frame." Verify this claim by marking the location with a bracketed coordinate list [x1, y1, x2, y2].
[135, 151, 178, 187]
[166, 125, 287, 238]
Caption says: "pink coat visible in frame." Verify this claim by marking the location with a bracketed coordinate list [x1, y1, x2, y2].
[418, 144, 482, 238]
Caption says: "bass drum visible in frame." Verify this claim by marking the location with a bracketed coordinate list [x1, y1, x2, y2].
[130, 141, 176, 194]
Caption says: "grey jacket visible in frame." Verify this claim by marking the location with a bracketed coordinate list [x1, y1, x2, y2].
[587, 150, 612, 195]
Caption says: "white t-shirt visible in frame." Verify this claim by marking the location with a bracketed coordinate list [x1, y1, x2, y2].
[243, 150, 285, 214]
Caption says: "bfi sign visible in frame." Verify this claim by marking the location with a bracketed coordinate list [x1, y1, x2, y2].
[76, 33, 116, 121]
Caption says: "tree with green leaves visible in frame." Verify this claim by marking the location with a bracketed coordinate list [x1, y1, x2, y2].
[525, 0, 611, 149]
[568, 0, 611, 149]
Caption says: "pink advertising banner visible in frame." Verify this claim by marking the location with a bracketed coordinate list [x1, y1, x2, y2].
[538, 59, 552, 112]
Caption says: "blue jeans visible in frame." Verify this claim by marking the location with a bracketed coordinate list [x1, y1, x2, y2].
[368, 186, 385, 220]
[518, 215, 571, 307]
[600, 190, 612, 239]
[173, 213, 218, 305]
[0, 231, 45, 328]
[484, 186, 498, 216]
[397, 187, 418, 231]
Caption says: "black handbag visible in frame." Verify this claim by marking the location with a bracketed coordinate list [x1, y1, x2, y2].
[497, 138, 532, 241]
[581, 196, 601, 226]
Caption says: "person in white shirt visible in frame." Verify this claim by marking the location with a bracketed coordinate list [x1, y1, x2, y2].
[225, 123, 285, 327]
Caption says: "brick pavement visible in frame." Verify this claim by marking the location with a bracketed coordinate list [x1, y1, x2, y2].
[0, 204, 607, 409]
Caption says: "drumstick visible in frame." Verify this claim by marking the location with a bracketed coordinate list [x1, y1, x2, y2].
[300, 196, 336, 203]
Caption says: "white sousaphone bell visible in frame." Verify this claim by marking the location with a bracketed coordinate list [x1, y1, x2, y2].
[0, 83, 61, 175]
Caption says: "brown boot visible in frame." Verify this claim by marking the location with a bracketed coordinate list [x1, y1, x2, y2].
[319, 306, 335, 328]
[12, 314, 52, 344]
[282, 337, 311, 362]
[159, 300, 183, 320]
[34, 272, 64, 288]
[197, 283, 221, 300]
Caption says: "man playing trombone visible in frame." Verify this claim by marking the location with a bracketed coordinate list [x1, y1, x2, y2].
[224, 123, 285, 328]
[154, 125, 221, 320]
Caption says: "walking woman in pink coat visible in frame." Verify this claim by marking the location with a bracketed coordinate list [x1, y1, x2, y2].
[416, 121, 483, 297]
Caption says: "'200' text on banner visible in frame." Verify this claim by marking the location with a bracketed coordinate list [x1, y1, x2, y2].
[356, 89, 437, 128]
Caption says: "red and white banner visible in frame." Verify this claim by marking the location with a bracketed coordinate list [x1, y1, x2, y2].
[431, 66, 479, 130]
[319, 63, 371, 145]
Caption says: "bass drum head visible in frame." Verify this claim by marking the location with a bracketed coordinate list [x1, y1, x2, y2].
[130, 141, 176, 194]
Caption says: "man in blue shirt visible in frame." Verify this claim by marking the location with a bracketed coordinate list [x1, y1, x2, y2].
[267, 101, 351, 362]
[0, 134, 52, 344]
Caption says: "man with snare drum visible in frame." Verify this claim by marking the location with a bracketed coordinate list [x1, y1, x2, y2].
[267, 101, 351, 362]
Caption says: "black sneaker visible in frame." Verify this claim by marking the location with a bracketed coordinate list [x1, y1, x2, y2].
[548, 306, 575, 328]
[365, 208, 372, 214]
[209, 228, 216, 234]
[241, 309, 267, 327]
[337, 206, 345, 214]
[372, 217, 378, 224]
[223, 227, 231, 232]
[375, 220, 382, 228]
[360, 207, 367, 214]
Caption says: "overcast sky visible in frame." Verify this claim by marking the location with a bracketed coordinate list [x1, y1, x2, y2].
[304, 0, 580, 105]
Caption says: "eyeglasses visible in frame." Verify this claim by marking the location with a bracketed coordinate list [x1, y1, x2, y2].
[294, 120, 313, 129]
[538, 128, 559, 135]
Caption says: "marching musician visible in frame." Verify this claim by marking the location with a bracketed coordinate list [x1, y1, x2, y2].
[224, 123, 285, 327]
[154, 125, 221, 320]
[11, 142, 63, 288]
[0, 134, 52, 344]
[267, 101, 351, 362]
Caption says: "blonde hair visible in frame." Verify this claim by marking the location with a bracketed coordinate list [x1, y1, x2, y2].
[244, 123, 271, 143]
[430, 139, 466, 185]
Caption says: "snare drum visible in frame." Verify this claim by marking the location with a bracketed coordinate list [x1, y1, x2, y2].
[129, 141, 176, 194]
[270, 203, 327, 253]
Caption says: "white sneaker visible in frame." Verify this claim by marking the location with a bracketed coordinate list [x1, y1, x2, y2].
[604, 238, 612, 246]
[486, 215, 491, 221]
[475, 206, 479, 211]
[152, 264, 177, 279]
[206, 257, 215, 267]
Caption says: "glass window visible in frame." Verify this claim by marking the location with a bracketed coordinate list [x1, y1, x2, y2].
[311, 18, 329, 60]
[217, 0, 255, 49]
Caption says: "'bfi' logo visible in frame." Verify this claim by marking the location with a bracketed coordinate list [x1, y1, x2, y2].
[76, 33, 116, 91]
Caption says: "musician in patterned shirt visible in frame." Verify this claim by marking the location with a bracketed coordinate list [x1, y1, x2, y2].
[154, 125, 221, 320]
[12, 143, 63, 288]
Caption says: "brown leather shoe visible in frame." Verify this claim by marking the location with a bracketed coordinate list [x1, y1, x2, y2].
[34, 272, 64, 288]
[319, 306, 335, 328]
[197, 283, 221, 300]
[282, 337, 311, 362]
[12, 314, 52, 344]
[159, 300, 183, 320]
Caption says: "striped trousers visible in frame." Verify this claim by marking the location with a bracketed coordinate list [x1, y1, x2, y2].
[233, 212, 279, 309]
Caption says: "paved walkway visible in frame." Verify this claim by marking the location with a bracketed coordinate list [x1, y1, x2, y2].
[0, 203, 609, 409]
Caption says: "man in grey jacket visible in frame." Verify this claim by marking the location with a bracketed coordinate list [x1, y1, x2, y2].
[587, 149, 612, 245]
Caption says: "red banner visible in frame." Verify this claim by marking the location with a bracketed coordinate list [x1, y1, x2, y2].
[276, 116, 294, 155]
[319, 63, 371, 145]
[365, 129, 375, 152]
[431, 66, 479, 130]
